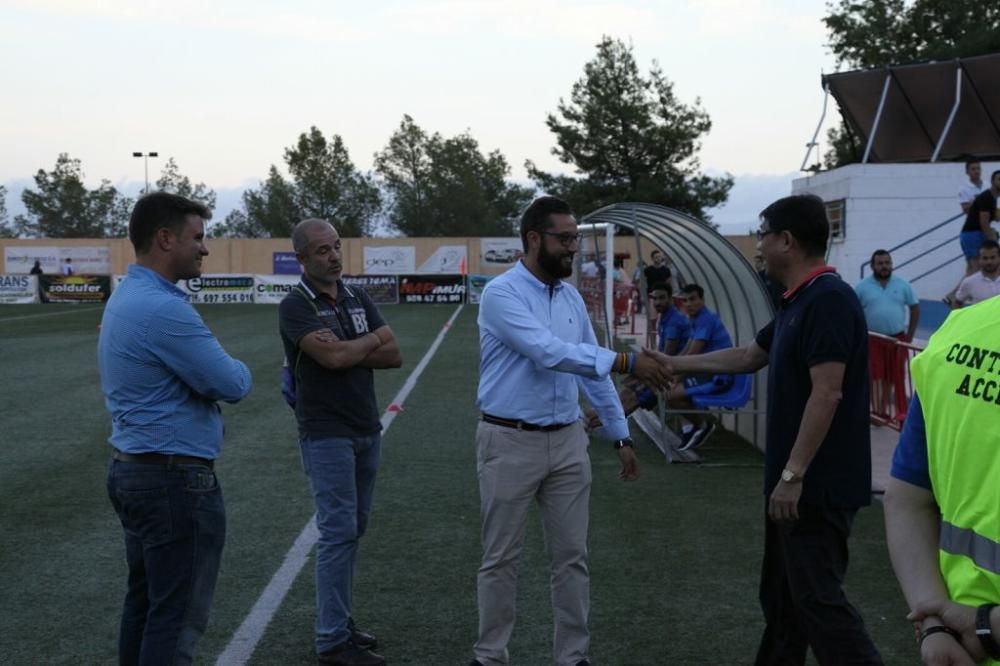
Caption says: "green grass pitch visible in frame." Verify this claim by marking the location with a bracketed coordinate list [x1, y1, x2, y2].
[0, 303, 914, 664]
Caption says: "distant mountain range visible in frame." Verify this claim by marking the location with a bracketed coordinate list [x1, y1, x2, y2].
[2, 172, 797, 237]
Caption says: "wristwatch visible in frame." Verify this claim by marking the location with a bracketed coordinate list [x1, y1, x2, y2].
[781, 468, 803, 483]
[613, 438, 634, 450]
[976, 603, 1000, 660]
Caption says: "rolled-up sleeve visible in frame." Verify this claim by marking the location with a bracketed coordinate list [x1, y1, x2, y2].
[480, 284, 616, 379]
[149, 299, 252, 403]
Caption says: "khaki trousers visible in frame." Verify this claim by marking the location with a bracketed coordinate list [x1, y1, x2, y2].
[473, 420, 592, 666]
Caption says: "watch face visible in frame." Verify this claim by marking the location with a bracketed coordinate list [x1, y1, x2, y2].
[782, 470, 794, 482]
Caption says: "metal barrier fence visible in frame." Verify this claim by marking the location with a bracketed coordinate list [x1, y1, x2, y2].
[578, 277, 640, 335]
[868, 332, 924, 431]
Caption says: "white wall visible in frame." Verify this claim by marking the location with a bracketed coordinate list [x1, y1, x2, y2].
[792, 162, 999, 300]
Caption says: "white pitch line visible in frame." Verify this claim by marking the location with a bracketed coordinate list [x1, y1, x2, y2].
[0, 306, 103, 322]
[216, 304, 465, 666]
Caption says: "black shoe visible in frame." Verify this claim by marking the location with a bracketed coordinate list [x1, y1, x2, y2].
[317, 640, 385, 666]
[692, 422, 717, 449]
[348, 617, 378, 651]
[677, 428, 697, 451]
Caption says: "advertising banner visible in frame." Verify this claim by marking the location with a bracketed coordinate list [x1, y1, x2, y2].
[38, 275, 111, 303]
[398, 274, 466, 304]
[254, 274, 300, 304]
[4, 246, 111, 274]
[364, 246, 415, 275]
[466, 274, 495, 305]
[480, 238, 522, 267]
[180, 274, 255, 304]
[0, 274, 38, 304]
[417, 245, 467, 274]
[342, 275, 399, 305]
[272, 252, 302, 275]
[112, 275, 126, 290]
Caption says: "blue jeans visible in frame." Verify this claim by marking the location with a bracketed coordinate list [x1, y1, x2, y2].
[299, 433, 382, 653]
[106, 460, 226, 666]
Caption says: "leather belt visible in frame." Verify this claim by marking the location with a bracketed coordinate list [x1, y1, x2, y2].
[481, 413, 575, 432]
[112, 449, 214, 469]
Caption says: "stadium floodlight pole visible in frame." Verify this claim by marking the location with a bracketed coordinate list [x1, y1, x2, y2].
[132, 151, 159, 194]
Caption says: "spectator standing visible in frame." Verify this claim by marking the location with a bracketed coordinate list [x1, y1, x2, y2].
[29, 260, 43, 275]
[278, 218, 402, 666]
[958, 160, 985, 214]
[947, 169, 1000, 304]
[954, 239, 1000, 307]
[62, 257, 74, 275]
[855, 249, 920, 341]
[643, 249, 673, 292]
[98, 192, 252, 664]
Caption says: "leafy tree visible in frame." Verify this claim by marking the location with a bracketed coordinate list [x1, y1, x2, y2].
[155, 158, 217, 211]
[527, 36, 731, 221]
[822, 0, 1000, 167]
[211, 166, 300, 238]
[0, 185, 13, 237]
[218, 128, 380, 238]
[14, 154, 131, 238]
[374, 115, 533, 236]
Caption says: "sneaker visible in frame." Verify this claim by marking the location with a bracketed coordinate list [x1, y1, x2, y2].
[679, 423, 716, 452]
[677, 427, 698, 450]
[317, 639, 385, 666]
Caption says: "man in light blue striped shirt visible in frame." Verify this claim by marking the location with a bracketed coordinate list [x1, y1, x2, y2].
[471, 197, 668, 666]
[99, 192, 252, 665]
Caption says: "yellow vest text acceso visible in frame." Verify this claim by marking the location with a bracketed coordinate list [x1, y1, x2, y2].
[910, 298, 1000, 611]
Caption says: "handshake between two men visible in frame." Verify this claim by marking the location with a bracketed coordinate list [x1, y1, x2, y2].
[586, 349, 683, 431]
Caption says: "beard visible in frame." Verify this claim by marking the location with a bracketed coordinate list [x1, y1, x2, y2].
[538, 243, 574, 279]
[876, 268, 892, 280]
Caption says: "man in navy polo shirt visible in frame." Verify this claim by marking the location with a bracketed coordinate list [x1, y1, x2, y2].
[648, 194, 883, 665]
[279, 219, 402, 666]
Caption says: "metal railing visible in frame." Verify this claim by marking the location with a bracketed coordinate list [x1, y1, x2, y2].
[858, 212, 964, 284]
[868, 332, 924, 431]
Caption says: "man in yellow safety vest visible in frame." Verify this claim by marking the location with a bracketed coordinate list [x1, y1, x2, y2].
[884, 296, 1000, 665]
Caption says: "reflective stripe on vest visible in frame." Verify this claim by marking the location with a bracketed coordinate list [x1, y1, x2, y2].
[940, 522, 1000, 576]
[909, 298, 1000, 611]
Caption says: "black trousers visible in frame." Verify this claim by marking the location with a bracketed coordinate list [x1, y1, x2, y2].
[754, 503, 883, 666]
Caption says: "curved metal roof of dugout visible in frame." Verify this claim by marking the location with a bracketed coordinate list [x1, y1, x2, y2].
[579, 202, 773, 452]
[580, 203, 773, 347]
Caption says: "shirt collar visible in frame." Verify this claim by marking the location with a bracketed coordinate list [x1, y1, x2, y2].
[513, 259, 564, 292]
[299, 274, 348, 302]
[127, 264, 188, 298]
[782, 266, 838, 303]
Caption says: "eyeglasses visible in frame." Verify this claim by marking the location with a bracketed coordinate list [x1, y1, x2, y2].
[540, 231, 582, 247]
[756, 228, 777, 240]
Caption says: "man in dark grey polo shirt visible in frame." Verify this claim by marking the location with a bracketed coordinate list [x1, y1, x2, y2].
[279, 219, 402, 666]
